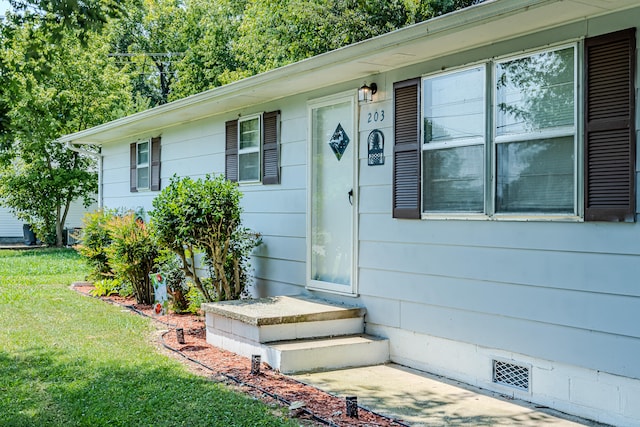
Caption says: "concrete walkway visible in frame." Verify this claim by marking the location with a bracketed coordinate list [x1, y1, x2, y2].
[293, 364, 606, 426]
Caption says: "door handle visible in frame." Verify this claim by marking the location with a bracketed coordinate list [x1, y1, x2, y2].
[348, 189, 353, 205]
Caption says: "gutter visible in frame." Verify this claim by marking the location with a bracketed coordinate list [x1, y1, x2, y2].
[65, 142, 103, 208]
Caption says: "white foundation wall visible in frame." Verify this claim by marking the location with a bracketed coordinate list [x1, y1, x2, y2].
[367, 323, 640, 427]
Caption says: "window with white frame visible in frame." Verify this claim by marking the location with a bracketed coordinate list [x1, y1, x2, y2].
[422, 66, 486, 212]
[495, 46, 576, 214]
[238, 114, 261, 182]
[225, 111, 280, 185]
[395, 29, 635, 222]
[420, 44, 577, 216]
[136, 140, 150, 190]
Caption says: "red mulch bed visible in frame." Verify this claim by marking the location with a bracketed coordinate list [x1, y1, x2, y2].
[72, 284, 405, 427]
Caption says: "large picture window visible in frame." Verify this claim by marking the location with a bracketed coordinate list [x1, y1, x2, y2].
[395, 29, 635, 222]
[419, 45, 577, 216]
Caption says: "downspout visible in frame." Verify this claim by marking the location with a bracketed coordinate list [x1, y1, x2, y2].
[65, 141, 103, 208]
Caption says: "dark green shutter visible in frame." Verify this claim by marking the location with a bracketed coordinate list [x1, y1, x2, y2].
[584, 28, 636, 222]
[393, 78, 421, 219]
[225, 119, 239, 182]
[262, 111, 280, 185]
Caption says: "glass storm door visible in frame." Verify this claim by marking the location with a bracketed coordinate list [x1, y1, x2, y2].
[308, 93, 357, 294]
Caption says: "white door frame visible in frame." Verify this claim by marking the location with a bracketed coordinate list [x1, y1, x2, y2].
[306, 90, 359, 296]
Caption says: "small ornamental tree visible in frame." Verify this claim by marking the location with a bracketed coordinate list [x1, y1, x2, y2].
[106, 212, 159, 304]
[75, 208, 115, 280]
[151, 174, 260, 302]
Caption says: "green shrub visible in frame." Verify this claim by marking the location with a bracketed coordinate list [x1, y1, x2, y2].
[75, 209, 115, 279]
[151, 174, 261, 302]
[106, 213, 159, 304]
[156, 251, 190, 313]
[90, 278, 120, 297]
[185, 285, 205, 314]
[90, 278, 133, 298]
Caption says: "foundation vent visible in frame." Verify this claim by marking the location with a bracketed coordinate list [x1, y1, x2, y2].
[493, 359, 530, 391]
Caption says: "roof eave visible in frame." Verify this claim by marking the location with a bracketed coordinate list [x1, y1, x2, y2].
[58, 0, 637, 145]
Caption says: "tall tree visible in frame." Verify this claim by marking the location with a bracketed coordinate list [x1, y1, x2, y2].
[109, 0, 187, 106]
[168, 0, 246, 99]
[108, 0, 483, 103]
[0, 24, 135, 246]
[229, 0, 481, 77]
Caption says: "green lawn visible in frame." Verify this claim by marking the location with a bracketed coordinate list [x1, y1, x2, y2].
[0, 248, 297, 426]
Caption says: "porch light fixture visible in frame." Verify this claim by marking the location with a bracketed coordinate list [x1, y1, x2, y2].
[358, 82, 377, 102]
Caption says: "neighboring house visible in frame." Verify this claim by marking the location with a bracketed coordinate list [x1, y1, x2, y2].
[58, 0, 640, 424]
[0, 201, 96, 244]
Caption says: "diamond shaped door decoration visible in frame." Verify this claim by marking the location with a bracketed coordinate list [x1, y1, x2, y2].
[328, 123, 350, 161]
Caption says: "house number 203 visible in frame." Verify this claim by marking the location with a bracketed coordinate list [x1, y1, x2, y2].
[367, 110, 385, 123]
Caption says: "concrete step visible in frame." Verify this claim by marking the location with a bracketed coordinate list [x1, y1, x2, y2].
[202, 295, 388, 374]
[203, 295, 366, 343]
[265, 334, 389, 374]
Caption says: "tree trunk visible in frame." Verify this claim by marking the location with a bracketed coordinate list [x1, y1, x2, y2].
[55, 206, 64, 247]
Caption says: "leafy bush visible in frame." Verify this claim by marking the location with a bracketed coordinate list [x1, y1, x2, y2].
[185, 285, 205, 314]
[75, 209, 115, 279]
[151, 174, 261, 302]
[155, 251, 190, 313]
[89, 278, 120, 297]
[89, 278, 133, 298]
[106, 213, 159, 304]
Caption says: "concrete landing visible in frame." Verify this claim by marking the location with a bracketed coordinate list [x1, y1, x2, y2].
[293, 364, 606, 426]
[202, 295, 365, 326]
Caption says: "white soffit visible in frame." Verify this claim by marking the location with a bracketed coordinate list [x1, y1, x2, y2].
[59, 0, 638, 146]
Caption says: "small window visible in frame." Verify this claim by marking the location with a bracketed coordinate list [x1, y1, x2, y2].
[238, 115, 261, 182]
[136, 140, 150, 190]
[130, 137, 160, 192]
[225, 111, 280, 185]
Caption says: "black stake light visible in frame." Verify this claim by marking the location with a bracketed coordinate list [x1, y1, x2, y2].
[251, 354, 261, 375]
[176, 327, 185, 344]
[346, 396, 358, 418]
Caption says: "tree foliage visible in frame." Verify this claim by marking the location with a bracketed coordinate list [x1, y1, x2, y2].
[151, 175, 261, 302]
[169, 0, 246, 99]
[106, 212, 159, 304]
[0, 0, 482, 247]
[0, 24, 135, 246]
[106, 0, 483, 103]
[108, 0, 187, 105]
